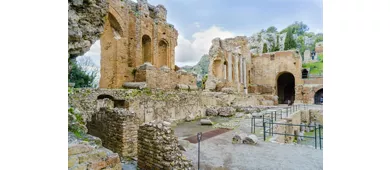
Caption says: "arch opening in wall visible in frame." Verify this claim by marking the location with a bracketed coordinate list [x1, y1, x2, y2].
[97, 94, 126, 108]
[157, 39, 168, 68]
[212, 59, 223, 79]
[108, 13, 123, 40]
[302, 69, 309, 79]
[142, 35, 152, 64]
[223, 61, 228, 80]
[277, 72, 295, 104]
[314, 88, 323, 104]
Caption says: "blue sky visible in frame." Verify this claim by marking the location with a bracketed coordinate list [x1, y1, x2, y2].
[80, 0, 323, 67]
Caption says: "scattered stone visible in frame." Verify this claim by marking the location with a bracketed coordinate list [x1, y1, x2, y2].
[185, 114, 195, 122]
[243, 135, 258, 145]
[218, 107, 235, 117]
[221, 87, 235, 94]
[244, 114, 253, 119]
[235, 112, 245, 118]
[176, 84, 189, 90]
[232, 133, 247, 144]
[138, 62, 155, 70]
[189, 85, 198, 91]
[200, 119, 213, 125]
[206, 108, 218, 116]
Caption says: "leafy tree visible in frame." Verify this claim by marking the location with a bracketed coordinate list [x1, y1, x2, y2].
[297, 35, 306, 56]
[201, 74, 208, 89]
[262, 43, 268, 53]
[68, 58, 97, 88]
[284, 28, 297, 50]
[266, 26, 278, 33]
[281, 21, 309, 36]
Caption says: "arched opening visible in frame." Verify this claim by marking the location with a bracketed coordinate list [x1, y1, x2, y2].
[302, 69, 309, 79]
[224, 61, 228, 80]
[108, 13, 123, 39]
[277, 72, 295, 104]
[142, 35, 152, 64]
[157, 40, 168, 68]
[97, 94, 126, 108]
[212, 59, 222, 79]
[314, 89, 323, 104]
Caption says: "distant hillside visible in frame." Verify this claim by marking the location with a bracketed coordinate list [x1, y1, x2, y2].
[181, 54, 209, 78]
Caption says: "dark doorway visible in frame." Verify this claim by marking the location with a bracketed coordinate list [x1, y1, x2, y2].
[277, 72, 295, 104]
[314, 89, 323, 104]
[302, 69, 309, 79]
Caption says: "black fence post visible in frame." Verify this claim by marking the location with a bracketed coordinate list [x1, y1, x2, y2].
[314, 123, 317, 149]
[197, 132, 202, 170]
[271, 119, 273, 136]
[254, 116, 256, 134]
[319, 125, 322, 150]
[263, 121, 266, 141]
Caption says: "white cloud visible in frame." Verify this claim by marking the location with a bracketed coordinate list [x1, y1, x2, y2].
[80, 40, 101, 67]
[175, 26, 236, 66]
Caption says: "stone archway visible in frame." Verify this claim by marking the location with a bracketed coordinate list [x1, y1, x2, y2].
[277, 72, 295, 104]
[142, 35, 152, 64]
[302, 69, 308, 79]
[314, 88, 323, 104]
[157, 39, 168, 68]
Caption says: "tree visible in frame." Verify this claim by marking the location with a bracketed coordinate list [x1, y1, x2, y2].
[284, 28, 297, 50]
[281, 21, 309, 36]
[297, 35, 306, 56]
[271, 35, 280, 52]
[68, 57, 98, 88]
[262, 43, 268, 53]
[266, 26, 278, 33]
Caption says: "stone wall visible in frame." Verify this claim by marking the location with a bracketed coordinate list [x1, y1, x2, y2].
[205, 36, 251, 93]
[68, 132, 122, 170]
[99, 0, 179, 88]
[68, 88, 275, 124]
[295, 84, 323, 104]
[131, 63, 197, 90]
[137, 121, 192, 169]
[87, 103, 140, 159]
[303, 78, 323, 84]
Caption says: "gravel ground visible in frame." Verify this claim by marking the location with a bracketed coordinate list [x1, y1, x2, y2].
[182, 105, 323, 170]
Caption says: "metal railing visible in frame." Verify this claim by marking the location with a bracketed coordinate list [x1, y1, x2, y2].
[250, 104, 309, 134]
[262, 121, 323, 149]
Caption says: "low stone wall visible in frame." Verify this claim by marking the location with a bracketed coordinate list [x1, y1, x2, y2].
[68, 132, 122, 170]
[87, 103, 140, 160]
[295, 85, 323, 104]
[303, 78, 323, 84]
[68, 88, 275, 123]
[137, 121, 192, 170]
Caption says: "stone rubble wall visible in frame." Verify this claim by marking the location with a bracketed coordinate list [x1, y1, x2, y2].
[68, 88, 275, 124]
[295, 84, 323, 104]
[87, 105, 140, 160]
[137, 121, 192, 170]
[68, 132, 122, 170]
[133, 65, 197, 90]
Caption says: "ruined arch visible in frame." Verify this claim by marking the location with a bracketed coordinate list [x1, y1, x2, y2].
[142, 35, 152, 64]
[212, 59, 223, 79]
[108, 13, 123, 39]
[314, 88, 323, 104]
[276, 72, 295, 104]
[302, 69, 309, 79]
[157, 39, 168, 68]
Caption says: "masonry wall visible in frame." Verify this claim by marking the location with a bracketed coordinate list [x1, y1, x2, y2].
[100, 0, 178, 88]
[295, 84, 323, 104]
[87, 105, 140, 159]
[137, 121, 192, 169]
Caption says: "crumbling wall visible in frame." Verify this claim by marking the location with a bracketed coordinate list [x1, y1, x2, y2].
[68, 0, 108, 57]
[68, 132, 122, 170]
[87, 104, 140, 159]
[99, 0, 179, 88]
[295, 84, 323, 104]
[137, 121, 192, 170]
[205, 36, 251, 93]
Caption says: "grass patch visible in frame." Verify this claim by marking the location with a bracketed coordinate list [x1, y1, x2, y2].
[302, 61, 323, 75]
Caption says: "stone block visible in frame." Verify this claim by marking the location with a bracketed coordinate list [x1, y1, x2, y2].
[232, 133, 247, 144]
[200, 119, 213, 125]
[243, 135, 258, 145]
[218, 107, 235, 117]
[123, 82, 147, 89]
[68, 144, 93, 156]
[206, 108, 218, 116]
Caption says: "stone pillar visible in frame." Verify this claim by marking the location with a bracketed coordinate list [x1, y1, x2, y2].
[243, 57, 247, 94]
[234, 54, 239, 83]
[228, 52, 232, 82]
[223, 64, 226, 80]
[240, 56, 243, 83]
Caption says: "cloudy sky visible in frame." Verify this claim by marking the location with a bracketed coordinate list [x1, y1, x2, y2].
[79, 0, 323, 67]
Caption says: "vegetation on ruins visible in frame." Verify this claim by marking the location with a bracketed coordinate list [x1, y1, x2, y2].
[271, 35, 280, 52]
[281, 21, 309, 36]
[302, 54, 323, 75]
[68, 60, 97, 88]
[266, 26, 278, 33]
[284, 28, 297, 50]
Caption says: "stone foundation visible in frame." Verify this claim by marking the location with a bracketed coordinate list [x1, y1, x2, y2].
[137, 121, 192, 170]
[68, 132, 122, 170]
